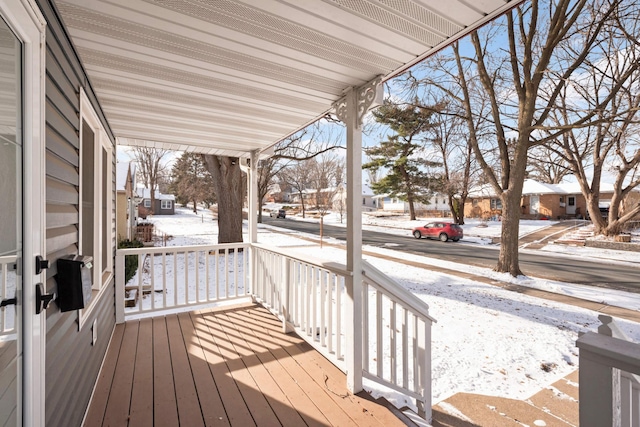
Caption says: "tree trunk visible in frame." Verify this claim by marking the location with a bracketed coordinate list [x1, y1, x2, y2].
[192, 199, 198, 214]
[202, 155, 244, 244]
[407, 195, 416, 220]
[496, 189, 523, 276]
[298, 190, 306, 218]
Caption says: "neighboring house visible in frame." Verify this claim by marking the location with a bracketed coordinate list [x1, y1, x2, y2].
[332, 184, 377, 212]
[115, 162, 138, 241]
[136, 187, 176, 218]
[465, 179, 640, 219]
[373, 193, 452, 216]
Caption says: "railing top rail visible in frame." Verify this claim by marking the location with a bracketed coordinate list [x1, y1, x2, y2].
[252, 243, 352, 277]
[362, 260, 436, 323]
[117, 242, 250, 255]
[0, 255, 17, 263]
[577, 332, 640, 376]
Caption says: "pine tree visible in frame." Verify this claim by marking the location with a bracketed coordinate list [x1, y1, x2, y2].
[364, 99, 443, 220]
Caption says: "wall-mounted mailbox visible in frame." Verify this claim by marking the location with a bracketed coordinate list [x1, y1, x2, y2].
[55, 255, 93, 312]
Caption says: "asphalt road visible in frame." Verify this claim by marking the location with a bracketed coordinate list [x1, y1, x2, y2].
[263, 217, 640, 293]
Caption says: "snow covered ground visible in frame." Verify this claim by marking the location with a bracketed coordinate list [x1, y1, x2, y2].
[146, 206, 640, 408]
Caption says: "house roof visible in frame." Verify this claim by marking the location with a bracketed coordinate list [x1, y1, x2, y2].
[468, 179, 640, 198]
[55, 0, 522, 158]
[138, 187, 175, 201]
[115, 162, 129, 192]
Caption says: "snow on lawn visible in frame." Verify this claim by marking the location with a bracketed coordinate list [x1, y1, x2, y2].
[145, 207, 640, 408]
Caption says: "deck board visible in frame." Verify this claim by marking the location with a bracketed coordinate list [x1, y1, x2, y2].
[129, 317, 153, 427]
[85, 303, 407, 426]
[153, 317, 179, 427]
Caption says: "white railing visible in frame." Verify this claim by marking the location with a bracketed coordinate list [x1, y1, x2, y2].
[0, 255, 17, 336]
[577, 315, 640, 427]
[115, 243, 250, 321]
[362, 260, 436, 420]
[252, 243, 350, 369]
[115, 242, 435, 420]
[252, 244, 435, 420]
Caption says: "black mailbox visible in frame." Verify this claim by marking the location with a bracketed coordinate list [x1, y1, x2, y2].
[55, 255, 93, 312]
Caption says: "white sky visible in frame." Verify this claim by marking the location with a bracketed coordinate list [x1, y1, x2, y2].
[144, 206, 640, 413]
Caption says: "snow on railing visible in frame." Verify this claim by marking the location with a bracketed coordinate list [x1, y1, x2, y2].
[252, 243, 350, 368]
[0, 255, 17, 336]
[577, 315, 640, 427]
[115, 243, 250, 321]
[362, 260, 436, 420]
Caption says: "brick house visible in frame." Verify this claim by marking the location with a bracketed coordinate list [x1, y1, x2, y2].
[465, 179, 640, 220]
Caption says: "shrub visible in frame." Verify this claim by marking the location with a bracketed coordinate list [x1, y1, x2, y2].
[118, 239, 144, 283]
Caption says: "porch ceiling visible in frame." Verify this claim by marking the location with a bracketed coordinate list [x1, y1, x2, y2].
[56, 0, 521, 158]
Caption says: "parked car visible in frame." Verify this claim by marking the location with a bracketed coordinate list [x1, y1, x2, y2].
[412, 222, 463, 242]
[270, 209, 286, 219]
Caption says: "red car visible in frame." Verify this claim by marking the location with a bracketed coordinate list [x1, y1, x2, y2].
[412, 222, 463, 242]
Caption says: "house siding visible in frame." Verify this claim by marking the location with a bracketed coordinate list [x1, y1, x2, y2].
[38, 1, 116, 427]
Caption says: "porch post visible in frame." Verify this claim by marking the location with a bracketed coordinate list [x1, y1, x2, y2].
[248, 150, 259, 298]
[334, 77, 383, 392]
[248, 150, 259, 244]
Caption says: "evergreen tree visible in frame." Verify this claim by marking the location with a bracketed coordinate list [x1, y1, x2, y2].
[364, 99, 443, 220]
[170, 153, 215, 213]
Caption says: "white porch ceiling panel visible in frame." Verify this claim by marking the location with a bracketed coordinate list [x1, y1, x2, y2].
[56, 0, 521, 157]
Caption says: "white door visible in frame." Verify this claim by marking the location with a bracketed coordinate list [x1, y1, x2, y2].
[566, 196, 576, 215]
[0, 2, 46, 426]
[529, 195, 540, 215]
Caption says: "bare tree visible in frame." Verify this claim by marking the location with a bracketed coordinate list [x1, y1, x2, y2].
[257, 121, 344, 222]
[308, 153, 344, 246]
[132, 147, 170, 215]
[279, 160, 313, 218]
[542, 2, 640, 234]
[527, 146, 574, 184]
[447, 0, 633, 276]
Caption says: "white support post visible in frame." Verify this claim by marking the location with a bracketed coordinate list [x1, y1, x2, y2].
[248, 150, 259, 298]
[333, 76, 383, 393]
[115, 252, 125, 323]
[248, 150, 259, 244]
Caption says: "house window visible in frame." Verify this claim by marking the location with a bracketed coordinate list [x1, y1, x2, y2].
[144, 199, 151, 208]
[472, 199, 478, 206]
[490, 198, 502, 210]
[568, 196, 575, 206]
[559, 196, 564, 203]
[161, 200, 172, 210]
[79, 89, 113, 328]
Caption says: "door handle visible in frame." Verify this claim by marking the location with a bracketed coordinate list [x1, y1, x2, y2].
[0, 297, 16, 308]
[35, 283, 55, 314]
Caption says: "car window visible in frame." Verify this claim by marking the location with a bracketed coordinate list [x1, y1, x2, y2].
[425, 223, 434, 228]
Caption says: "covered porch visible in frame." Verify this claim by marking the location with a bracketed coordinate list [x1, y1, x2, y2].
[52, 1, 524, 425]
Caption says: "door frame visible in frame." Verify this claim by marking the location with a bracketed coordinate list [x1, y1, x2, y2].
[0, 1, 47, 426]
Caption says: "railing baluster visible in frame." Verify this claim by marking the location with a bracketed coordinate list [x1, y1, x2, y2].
[362, 280, 369, 372]
[173, 250, 178, 307]
[224, 248, 229, 299]
[195, 251, 200, 303]
[376, 290, 383, 378]
[184, 251, 189, 304]
[391, 300, 397, 385]
[205, 250, 210, 302]
[336, 274, 342, 360]
[162, 252, 166, 309]
[403, 308, 409, 389]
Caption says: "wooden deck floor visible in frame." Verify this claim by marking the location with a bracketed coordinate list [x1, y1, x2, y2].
[84, 303, 407, 427]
